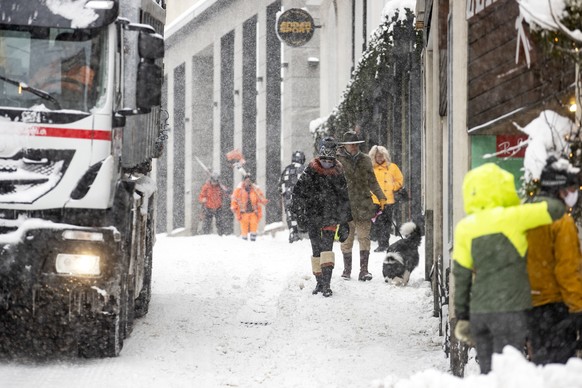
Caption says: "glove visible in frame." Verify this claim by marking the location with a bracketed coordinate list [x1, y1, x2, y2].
[454, 320, 474, 346]
[337, 223, 350, 243]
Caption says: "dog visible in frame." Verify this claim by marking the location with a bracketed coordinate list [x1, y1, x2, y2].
[383, 222, 422, 286]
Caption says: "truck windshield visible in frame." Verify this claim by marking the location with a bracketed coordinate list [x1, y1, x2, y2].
[0, 26, 107, 113]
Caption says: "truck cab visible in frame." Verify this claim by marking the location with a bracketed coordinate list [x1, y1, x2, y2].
[0, 0, 165, 357]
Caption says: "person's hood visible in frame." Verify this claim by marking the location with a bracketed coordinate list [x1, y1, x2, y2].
[462, 163, 520, 214]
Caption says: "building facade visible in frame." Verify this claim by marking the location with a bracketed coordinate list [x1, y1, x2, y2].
[416, 0, 577, 375]
[159, 0, 402, 235]
[160, 0, 321, 234]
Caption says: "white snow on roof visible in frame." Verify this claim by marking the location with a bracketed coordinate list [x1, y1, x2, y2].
[309, 116, 328, 133]
[165, 0, 217, 38]
[46, 0, 99, 28]
[517, 0, 566, 31]
[515, 110, 576, 181]
[518, 0, 582, 43]
[382, 0, 417, 21]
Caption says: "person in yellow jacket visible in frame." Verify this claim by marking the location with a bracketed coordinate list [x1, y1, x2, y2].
[452, 163, 565, 374]
[231, 174, 268, 241]
[526, 157, 582, 365]
[369, 145, 404, 252]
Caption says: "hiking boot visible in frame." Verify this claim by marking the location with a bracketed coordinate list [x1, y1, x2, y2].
[321, 266, 333, 297]
[312, 274, 324, 294]
[358, 250, 373, 281]
[341, 252, 352, 280]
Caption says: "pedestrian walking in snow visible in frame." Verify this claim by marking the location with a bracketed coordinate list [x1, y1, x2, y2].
[290, 137, 352, 297]
[452, 163, 566, 374]
[525, 157, 582, 365]
[278, 150, 306, 243]
[231, 173, 268, 241]
[336, 131, 387, 281]
[369, 145, 403, 252]
[198, 173, 229, 235]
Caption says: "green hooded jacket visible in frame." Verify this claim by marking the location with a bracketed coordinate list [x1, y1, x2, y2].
[452, 163, 565, 320]
[336, 148, 386, 221]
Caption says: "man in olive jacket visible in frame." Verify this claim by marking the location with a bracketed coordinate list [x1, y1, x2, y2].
[453, 163, 565, 374]
[336, 131, 387, 281]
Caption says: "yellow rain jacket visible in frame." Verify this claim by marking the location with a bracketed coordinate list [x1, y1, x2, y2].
[371, 162, 403, 205]
[452, 163, 565, 320]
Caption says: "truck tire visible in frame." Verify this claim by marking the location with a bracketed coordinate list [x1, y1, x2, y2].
[123, 274, 135, 338]
[134, 207, 154, 318]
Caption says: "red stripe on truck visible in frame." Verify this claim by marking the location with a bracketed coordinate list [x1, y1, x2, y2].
[28, 127, 111, 141]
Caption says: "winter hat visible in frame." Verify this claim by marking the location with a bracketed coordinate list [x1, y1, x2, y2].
[292, 150, 306, 164]
[540, 157, 580, 190]
[319, 137, 337, 159]
[339, 131, 364, 145]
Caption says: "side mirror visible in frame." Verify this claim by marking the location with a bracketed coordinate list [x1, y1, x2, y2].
[138, 31, 164, 60]
[136, 61, 162, 110]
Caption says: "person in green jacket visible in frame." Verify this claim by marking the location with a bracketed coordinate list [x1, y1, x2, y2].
[453, 163, 565, 374]
[336, 131, 387, 281]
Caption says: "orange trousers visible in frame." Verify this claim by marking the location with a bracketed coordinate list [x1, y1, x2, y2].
[239, 212, 259, 238]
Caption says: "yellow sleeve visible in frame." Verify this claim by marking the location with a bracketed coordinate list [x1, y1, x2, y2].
[390, 164, 404, 191]
[453, 219, 473, 270]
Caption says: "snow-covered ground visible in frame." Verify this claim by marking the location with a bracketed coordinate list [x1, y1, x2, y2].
[0, 230, 581, 387]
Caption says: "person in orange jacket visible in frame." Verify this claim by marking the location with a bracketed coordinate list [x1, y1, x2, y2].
[231, 173, 268, 241]
[526, 157, 582, 365]
[31, 32, 95, 98]
[198, 173, 228, 235]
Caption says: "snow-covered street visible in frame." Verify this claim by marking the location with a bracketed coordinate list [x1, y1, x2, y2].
[0, 231, 447, 387]
[2, 231, 582, 387]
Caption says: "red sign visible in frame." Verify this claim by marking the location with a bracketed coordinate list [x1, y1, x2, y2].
[496, 134, 528, 158]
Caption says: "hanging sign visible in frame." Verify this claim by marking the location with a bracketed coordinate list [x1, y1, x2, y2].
[496, 134, 528, 158]
[276, 8, 315, 47]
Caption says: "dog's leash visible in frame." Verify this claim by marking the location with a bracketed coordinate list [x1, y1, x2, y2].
[392, 218, 403, 238]
[372, 209, 403, 238]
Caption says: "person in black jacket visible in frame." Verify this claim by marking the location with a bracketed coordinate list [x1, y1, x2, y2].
[291, 137, 352, 297]
[278, 150, 306, 243]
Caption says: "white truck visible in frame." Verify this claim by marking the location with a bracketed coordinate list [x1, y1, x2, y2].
[0, 0, 165, 357]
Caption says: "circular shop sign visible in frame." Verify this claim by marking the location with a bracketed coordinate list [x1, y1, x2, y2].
[277, 8, 315, 47]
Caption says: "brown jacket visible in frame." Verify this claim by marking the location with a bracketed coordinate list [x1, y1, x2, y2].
[527, 213, 582, 312]
[336, 148, 386, 221]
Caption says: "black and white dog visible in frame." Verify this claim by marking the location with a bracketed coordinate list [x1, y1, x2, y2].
[383, 222, 422, 286]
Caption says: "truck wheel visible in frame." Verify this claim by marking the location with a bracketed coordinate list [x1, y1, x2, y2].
[123, 275, 135, 338]
[78, 314, 123, 358]
[134, 211, 153, 318]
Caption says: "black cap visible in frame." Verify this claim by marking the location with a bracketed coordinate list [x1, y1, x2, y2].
[319, 137, 337, 159]
[540, 157, 580, 190]
[292, 150, 305, 164]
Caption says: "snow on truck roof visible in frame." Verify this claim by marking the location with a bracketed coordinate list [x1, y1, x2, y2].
[0, 0, 119, 29]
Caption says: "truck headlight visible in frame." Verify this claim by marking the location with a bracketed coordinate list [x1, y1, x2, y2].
[55, 254, 101, 276]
